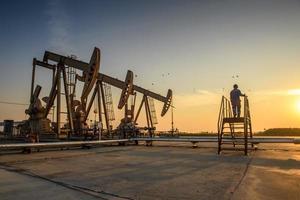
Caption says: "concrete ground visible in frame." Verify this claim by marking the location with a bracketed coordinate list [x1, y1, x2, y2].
[0, 142, 299, 200]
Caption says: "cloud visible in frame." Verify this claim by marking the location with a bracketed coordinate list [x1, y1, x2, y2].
[287, 89, 300, 95]
[175, 89, 221, 107]
[174, 87, 300, 108]
[252, 90, 286, 96]
[45, 0, 73, 54]
[195, 89, 211, 95]
[251, 89, 300, 97]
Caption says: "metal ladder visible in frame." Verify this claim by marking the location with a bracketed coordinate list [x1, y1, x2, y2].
[59, 66, 77, 136]
[66, 66, 76, 98]
[103, 83, 115, 126]
[217, 96, 253, 155]
[148, 97, 158, 125]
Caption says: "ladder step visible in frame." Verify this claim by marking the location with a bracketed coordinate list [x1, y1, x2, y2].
[223, 127, 245, 130]
[223, 126, 245, 128]
[222, 131, 244, 133]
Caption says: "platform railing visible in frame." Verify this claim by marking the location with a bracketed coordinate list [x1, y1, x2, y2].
[217, 96, 233, 135]
[217, 96, 234, 153]
[243, 95, 253, 154]
[243, 95, 251, 122]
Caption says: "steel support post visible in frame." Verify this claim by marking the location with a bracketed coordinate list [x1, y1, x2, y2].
[56, 66, 61, 136]
[134, 96, 145, 124]
[244, 98, 248, 155]
[100, 82, 110, 134]
[30, 59, 36, 103]
[85, 85, 98, 121]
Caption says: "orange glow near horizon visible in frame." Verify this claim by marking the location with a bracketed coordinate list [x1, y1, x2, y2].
[295, 99, 300, 113]
[2, 88, 300, 133]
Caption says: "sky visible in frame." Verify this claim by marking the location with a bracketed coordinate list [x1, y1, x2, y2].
[1, 0, 300, 132]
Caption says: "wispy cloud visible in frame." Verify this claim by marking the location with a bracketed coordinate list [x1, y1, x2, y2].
[252, 89, 300, 96]
[287, 89, 300, 95]
[45, 0, 73, 54]
[175, 89, 221, 107]
[174, 87, 300, 108]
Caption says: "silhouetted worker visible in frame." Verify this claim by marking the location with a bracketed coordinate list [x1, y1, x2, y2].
[230, 84, 245, 118]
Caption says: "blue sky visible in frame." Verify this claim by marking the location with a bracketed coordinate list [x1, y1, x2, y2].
[1, 0, 300, 131]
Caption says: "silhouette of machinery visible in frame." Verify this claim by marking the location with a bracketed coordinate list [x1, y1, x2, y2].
[22, 47, 172, 141]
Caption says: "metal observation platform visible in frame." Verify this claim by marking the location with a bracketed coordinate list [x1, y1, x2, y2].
[217, 95, 253, 155]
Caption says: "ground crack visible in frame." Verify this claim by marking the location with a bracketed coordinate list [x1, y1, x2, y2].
[229, 152, 255, 199]
[0, 164, 134, 200]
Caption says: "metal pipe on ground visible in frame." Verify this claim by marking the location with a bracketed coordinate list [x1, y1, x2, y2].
[132, 137, 300, 144]
[0, 137, 299, 152]
[0, 139, 130, 150]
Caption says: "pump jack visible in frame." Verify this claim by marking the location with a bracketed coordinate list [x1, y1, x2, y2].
[24, 47, 172, 141]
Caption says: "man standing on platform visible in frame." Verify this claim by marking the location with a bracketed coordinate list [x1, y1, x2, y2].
[230, 84, 245, 118]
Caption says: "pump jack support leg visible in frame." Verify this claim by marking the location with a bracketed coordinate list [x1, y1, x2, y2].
[134, 96, 145, 124]
[56, 66, 61, 136]
[100, 82, 110, 135]
[61, 65, 74, 135]
[85, 85, 98, 121]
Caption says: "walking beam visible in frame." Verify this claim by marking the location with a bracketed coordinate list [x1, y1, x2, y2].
[42, 48, 172, 116]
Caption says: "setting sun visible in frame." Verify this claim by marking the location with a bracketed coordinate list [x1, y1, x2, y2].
[296, 100, 300, 112]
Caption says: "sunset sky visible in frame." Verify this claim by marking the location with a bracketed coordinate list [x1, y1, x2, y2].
[1, 0, 300, 132]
